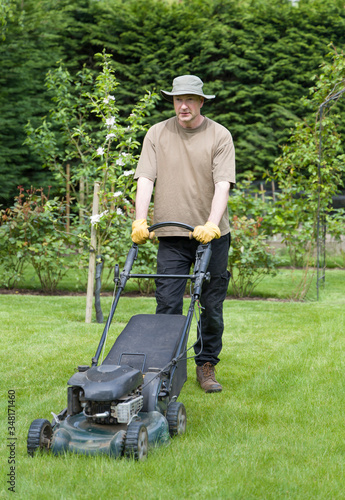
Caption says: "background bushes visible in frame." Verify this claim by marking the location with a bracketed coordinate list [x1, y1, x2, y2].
[1, 0, 345, 207]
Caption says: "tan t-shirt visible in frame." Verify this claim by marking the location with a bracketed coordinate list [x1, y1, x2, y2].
[134, 116, 236, 237]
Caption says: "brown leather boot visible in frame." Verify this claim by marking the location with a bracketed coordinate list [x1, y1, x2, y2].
[196, 362, 222, 393]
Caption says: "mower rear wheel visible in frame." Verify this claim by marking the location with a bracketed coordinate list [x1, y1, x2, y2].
[124, 422, 148, 461]
[166, 402, 186, 437]
[27, 419, 53, 457]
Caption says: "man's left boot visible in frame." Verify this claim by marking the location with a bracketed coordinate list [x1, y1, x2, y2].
[196, 362, 222, 393]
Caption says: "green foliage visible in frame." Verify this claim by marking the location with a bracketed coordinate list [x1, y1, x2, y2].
[228, 175, 270, 227]
[0, 0, 71, 206]
[2, 0, 345, 206]
[24, 63, 99, 202]
[25, 51, 158, 222]
[23, 51, 159, 288]
[0, 0, 14, 40]
[131, 239, 158, 294]
[0, 201, 29, 288]
[272, 118, 345, 262]
[93, 0, 345, 176]
[227, 176, 281, 297]
[229, 215, 279, 298]
[0, 187, 83, 292]
[227, 46, 345, 303]
[2, 1, 345, 298]
[270, 47, 345, 298]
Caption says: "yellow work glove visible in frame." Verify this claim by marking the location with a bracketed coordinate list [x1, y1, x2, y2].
[131, 219, 151, 244]
[192, 221, 221, 244]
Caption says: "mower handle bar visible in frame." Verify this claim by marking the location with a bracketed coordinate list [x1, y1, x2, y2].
[128, 221, 210, 280]
[92, 222, 208, 366]
[148, 221, 194, 235]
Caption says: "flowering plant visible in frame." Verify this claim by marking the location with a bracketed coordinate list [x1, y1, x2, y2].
[25, 51, 158, 281]
[81, 52, 158, 256]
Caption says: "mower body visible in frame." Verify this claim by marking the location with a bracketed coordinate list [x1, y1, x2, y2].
[50, 313, 188, 457]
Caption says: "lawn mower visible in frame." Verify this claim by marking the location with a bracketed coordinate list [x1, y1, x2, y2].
[27, 222, 212, 461]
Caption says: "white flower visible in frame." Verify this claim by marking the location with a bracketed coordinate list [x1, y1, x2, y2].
[116, 153, 130, 166]
[96, 147, 105, 156]
[106, 116, 115, 127]
[116, 208, 123, 215]
[123, 169, 134, 177]
[103, 95, 115, 104]
[106, 133, 116, 141]
[90, 210, 109, 226]
[113, 191, 122, 198]
[90, 214, 100, 226]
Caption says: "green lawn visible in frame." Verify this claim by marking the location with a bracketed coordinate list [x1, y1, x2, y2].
[1, 270, 344, 499]
[1, 261, 341, 301]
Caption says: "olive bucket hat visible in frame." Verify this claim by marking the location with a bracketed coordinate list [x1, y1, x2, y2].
[160, 75, 216, 102]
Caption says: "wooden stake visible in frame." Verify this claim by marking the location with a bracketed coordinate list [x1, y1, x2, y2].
[85, 182, 100, 323]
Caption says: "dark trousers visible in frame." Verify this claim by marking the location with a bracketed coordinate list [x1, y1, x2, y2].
[155, 234, 231, 366]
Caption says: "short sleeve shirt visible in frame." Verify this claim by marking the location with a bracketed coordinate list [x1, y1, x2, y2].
[135, 116, 236, 237]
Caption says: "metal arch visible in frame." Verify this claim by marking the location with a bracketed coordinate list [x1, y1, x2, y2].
[317, 86, 345, 300]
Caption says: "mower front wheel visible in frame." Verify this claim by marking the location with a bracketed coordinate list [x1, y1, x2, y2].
[27, 419, 53, 457]
[124, 421, 148, 461]
[166, 402, 187, 437]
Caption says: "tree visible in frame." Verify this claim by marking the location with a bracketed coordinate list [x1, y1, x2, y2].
[24, 52, 158, 268]
[0, 0, 68, 206]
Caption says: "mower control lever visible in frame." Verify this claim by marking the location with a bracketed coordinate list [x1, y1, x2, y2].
[114, 264, 120, 285]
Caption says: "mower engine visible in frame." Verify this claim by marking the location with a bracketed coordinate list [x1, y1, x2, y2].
[81, 394, 144, 425]
[67, 364, 144, 425]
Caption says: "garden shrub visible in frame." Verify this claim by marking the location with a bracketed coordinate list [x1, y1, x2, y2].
[0, 186, 83, 292]
[227, 177, 281, 297]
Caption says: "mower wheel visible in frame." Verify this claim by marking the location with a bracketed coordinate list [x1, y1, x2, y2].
[166, 402, 187, 437]
[124, 421, 148, 461]
[27, 419, 53, 457]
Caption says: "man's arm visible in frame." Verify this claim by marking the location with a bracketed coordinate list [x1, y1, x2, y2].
[192, 181, 230, 244]
[207, 181, 231, 226]
[135, 176, 154, 219]
[131, 176, 154, 244]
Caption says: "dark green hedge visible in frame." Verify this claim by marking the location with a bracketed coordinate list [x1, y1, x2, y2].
[1, 0, 345, 206]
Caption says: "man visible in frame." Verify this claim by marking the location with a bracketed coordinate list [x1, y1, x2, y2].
[131, 75, 236, 393]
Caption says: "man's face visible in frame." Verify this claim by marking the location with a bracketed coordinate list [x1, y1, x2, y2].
[173, 94, 204, 129]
